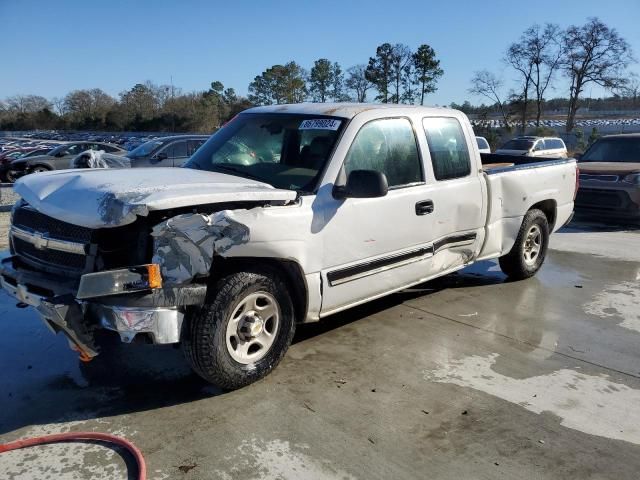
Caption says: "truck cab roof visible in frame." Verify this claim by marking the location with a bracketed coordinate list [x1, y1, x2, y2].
[244, 102, 455, 120]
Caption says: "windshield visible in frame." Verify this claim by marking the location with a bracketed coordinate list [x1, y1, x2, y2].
[580, 137, 640, 163]
[499, 139, 535, 151]
[185, 113, 345, 192]
[128, 140, 164, 158]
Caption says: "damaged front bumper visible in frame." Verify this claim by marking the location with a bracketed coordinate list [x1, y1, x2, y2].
[0, 256, 206, 357]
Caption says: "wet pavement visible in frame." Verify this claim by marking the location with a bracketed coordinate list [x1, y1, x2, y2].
[0, 221, 639, 479]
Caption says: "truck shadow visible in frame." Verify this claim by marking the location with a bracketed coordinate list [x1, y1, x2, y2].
[0, 261, 506, 436]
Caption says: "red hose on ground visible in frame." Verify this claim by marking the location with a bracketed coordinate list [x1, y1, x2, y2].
[0, 431, 146, 480]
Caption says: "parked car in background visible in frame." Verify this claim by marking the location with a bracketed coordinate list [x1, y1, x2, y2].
[476, 136, 491, 153]
[495, 136, 567, 158]
[7, 142, 127, 181]
[127, 135, 209, 167]
[575, 133, 640, 221]
[1, 147, 54, 182]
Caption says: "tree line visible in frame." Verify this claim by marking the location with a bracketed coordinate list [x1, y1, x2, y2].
[0, 42, 443, 133]
[468, 17, 636, 133]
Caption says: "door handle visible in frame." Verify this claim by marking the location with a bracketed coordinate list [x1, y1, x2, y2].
[415, 200, 434, 215]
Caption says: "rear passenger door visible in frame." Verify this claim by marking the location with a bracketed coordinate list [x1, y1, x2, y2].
[419, 116, 485, 273]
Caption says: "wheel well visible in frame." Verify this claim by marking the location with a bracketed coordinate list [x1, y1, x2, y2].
[529, 199, 557, 230]
[209, 256, 308, 323]
[31, 163, 52, 170]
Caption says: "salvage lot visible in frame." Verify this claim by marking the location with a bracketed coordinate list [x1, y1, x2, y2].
[0, 218, 639, 479]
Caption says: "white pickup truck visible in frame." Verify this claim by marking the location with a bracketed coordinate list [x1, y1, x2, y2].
[1, 104, 577, 389]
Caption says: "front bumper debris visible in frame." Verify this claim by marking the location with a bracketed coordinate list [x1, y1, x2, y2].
[0, 256, 207, 354]
[90, 304, 184, 343]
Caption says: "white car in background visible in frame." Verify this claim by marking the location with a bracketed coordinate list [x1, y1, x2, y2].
[476, 136, 491, 153]
[496, 136, 568, 158]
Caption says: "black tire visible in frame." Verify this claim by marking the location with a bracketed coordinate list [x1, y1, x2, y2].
[183, 267, 295, 390]
[499, 209, 549, 280]
[31, 165, 51, 173]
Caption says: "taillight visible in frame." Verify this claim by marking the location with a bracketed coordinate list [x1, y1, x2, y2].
[574, 165, 580, 200]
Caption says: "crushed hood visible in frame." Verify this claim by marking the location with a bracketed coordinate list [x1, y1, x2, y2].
[578, 162, 640, 175]
[14, 167, 297, 228]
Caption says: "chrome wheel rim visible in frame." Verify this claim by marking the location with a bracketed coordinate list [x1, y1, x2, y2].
[523, 224, 542, 266]
[225, 291, 280, 364]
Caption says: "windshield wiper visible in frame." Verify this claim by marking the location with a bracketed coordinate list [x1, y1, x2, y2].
[211, 164, 265, 182]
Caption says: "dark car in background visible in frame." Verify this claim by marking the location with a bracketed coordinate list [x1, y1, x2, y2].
[0, 147, 53, 182]
[576, 134, 640, 222]
[127, 135, 209, 167]
[8, 142, 126, 181]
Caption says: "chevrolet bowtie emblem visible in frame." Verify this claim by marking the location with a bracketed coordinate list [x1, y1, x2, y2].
[31, 232, 47, 250]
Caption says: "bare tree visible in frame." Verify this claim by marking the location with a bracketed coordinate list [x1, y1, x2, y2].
[618, 72, 640, 106]
[469, 71, 510, 128]
[345, 65, 371, 102]
[530, 24, 563, 126]
[505, 40, 534, 133]
[506, 24, 564, 131]
[5, 94, 51, 114]
[561, 18, 634, 132]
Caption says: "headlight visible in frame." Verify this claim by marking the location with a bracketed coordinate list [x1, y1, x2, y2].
[622, 173, 640, 185]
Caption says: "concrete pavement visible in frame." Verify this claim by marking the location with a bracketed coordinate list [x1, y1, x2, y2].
[0, 221, 639, 479]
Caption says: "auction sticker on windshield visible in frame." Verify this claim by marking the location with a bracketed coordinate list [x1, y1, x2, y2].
[299, 119, 342, 130]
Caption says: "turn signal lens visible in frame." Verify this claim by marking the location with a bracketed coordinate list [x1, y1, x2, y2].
[146, 264, 163, 289]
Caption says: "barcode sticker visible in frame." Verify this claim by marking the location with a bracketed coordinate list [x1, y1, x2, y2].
[299, 119, 342, 130]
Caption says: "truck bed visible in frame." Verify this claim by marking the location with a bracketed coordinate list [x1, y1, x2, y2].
[481, 153, 574, 174]
[477, 153, 577, 262]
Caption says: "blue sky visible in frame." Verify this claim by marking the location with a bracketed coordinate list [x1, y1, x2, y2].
[2, 0, 639, 106]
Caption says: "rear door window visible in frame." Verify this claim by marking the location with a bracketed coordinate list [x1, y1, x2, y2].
[422, 117, 471, 180]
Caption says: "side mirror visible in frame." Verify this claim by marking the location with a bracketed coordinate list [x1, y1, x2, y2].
[153, 152, 168, 162]
[333, 170, 388, 200]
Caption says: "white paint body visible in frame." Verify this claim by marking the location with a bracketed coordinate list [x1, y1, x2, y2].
[13, 104, 577, 322]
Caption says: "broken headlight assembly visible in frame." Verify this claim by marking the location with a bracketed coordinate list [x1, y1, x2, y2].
[76, 264, 163, 299]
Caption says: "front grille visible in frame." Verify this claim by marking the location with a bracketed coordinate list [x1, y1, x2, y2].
[575, 188, 628, 208]
[13, 237, 88, 272]
[13, 207, 92, 242]
[11, 205, 94, 276]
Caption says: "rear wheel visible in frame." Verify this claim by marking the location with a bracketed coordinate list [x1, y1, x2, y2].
[31, 166, 51, 173]
[499, 209, 549, 280]
[183, 267, 295, 390]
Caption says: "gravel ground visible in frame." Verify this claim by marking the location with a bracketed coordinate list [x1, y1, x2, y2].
[0, 211, 9, 250]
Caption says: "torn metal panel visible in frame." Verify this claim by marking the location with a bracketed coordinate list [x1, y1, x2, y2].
[13, 168, 297, 228]
[151, 211, 250, 285]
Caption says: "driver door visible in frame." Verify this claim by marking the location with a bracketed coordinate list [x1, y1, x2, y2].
[318, 117, 437, 315]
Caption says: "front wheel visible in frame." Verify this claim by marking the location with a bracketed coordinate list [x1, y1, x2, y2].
[183, 267, 296, 390]
[499, 209, 550, 280]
